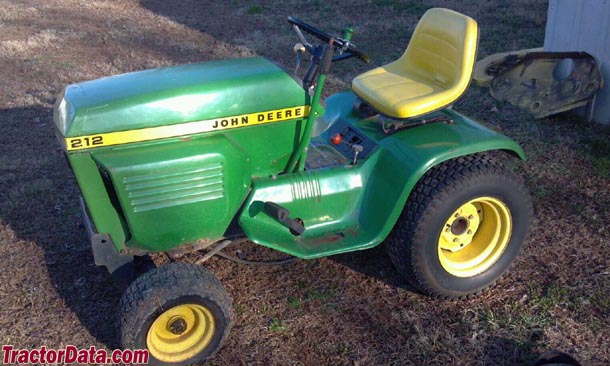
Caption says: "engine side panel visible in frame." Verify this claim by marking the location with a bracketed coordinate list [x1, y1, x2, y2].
[67, 153, 129, 249]
[91, 135, 250, 251]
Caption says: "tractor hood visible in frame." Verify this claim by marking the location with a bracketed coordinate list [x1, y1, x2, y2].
[55, 57, 308, 139]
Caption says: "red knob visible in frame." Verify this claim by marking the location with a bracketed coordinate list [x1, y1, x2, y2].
[330, 133, 342, 145]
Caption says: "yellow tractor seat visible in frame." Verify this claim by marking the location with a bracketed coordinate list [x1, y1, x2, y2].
[352, 8, 478, 119]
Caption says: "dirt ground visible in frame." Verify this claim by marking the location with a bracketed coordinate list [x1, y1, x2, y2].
[1, 0, 609, 365]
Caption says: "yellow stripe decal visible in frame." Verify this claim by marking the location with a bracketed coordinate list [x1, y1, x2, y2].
[65, 105, 309, 151]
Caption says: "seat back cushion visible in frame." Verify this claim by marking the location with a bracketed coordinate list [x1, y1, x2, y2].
[395, 8, 478, 91]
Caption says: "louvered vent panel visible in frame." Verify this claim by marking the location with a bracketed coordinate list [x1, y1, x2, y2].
[123, 162, 224, 212]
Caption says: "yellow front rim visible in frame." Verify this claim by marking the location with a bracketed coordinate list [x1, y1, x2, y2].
[146, 304, 215, 363]
[437, 196, 512, 277]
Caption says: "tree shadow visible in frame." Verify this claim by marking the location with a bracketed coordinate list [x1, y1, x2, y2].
[138, 0, 382, 78]
[482, 335, 541, 366]
[329, 243, 420, 294]
[0, 106, 121, 348]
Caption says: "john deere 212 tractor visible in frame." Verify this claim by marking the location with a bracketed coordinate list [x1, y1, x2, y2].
[54, 8, 532, 365]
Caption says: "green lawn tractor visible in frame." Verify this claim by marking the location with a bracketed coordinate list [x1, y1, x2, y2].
[54, 8, 532, 365]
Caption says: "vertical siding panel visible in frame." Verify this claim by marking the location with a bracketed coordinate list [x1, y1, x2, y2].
[595, 1, 610, 123]
[573, 2, 583, 50]
[544, 1, 557, 50]
[603, 2, 610, 62]
[575, 2, 585, 49]
[544, 0, 610, 124]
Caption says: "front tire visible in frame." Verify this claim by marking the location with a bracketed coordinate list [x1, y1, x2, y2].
[386, 154, 532, 299]
[118, 263, 232, 366]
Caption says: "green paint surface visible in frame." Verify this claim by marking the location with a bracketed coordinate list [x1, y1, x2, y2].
[239, 91, 524, 258]
[58, 59, 524, 255]
[58, 57, 308, 137]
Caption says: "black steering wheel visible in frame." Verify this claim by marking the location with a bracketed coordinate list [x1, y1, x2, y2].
[287, 16, 370, 64]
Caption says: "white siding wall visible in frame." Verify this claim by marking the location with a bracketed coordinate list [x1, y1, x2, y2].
[545, 0, 610, 124]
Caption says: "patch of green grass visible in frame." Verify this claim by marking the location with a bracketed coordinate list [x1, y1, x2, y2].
[233, 303, 246, 316]
[54, 61, 78, 70]
[528, 283, 571, 312]
[479, 303, 548, 334]
[8, 178, 54, 207]
[393, 1, 429, 14]
[590, 138, 610, 177]
[323, 302, 341, 312]
[587, 318, 604, 333]
[287, 296, 302, 309]
[286, 285, 338, 310]
[305, 288, 333, 302]
[591, 288, 610, 314]
[475, 285, 573, 338]
[473, 304, 547, 365]
[268, 317, 286, 333]
[372, 0, 393, 6]
[246, 5, 262, 15]
[260, 303, 272, 314]
[372, 0, 428, 14]
[530, 185, 550, 198]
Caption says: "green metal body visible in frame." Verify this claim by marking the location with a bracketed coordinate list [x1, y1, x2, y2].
[239, 91, 524, 258]
[55, 57, 524, 257]
[60, 58, 310, 251]
[57, 58, 308, 137]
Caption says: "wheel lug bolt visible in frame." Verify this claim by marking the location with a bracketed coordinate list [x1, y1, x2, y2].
[453, 238, 458, 243]
[467, 230, 472, 235]
[169, 318, 187, 335]
[468, 215, 474, 220]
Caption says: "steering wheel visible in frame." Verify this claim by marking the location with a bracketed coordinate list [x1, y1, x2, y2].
[287, 16, 370, 64]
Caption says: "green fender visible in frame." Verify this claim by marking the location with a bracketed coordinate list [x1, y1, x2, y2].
[239, 91, 525, 258]
[360, 108, 526, 254]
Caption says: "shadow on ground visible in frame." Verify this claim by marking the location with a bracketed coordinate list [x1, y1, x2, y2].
[331, 244, 420, 293]
[483, 336, 541, 366]
[0, 106, 121, 348]
[138, 0, 382, 77]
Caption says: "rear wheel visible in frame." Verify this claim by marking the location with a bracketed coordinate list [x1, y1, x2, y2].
[118, 263, 232, 366]
[386, 154, 532, 299]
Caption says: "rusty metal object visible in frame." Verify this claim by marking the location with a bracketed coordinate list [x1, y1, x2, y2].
[475, 50, 603, 118]
[474, 47, 543, 87]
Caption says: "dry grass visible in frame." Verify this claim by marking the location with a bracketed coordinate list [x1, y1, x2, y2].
[0, 0, 609, 365]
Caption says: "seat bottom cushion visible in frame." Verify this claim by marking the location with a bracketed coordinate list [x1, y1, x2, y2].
[352, 63, 454, 119]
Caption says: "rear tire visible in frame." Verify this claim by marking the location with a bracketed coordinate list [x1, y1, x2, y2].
[386, 154, 532, 299]
[118, 262, 232, 366]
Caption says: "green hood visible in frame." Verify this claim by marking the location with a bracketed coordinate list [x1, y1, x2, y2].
[55, 57, 308, 138]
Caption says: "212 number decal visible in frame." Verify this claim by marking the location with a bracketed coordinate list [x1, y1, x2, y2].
[69, 136, 104, 149]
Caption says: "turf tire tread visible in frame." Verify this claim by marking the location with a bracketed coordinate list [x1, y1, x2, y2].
[386, 154, 531, 300]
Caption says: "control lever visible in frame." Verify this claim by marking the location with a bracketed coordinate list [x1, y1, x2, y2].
[351, 144, 363, 165]
[263, 201, 305, 236]
[293, 42, 306, 73]
[340, 26, 354, 53]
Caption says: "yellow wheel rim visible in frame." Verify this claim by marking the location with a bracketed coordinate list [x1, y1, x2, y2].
[437, 196, 512, 277]
[146, 304, 215, 363]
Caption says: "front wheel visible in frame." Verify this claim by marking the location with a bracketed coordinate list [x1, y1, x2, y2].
[118, 263, 232, 366]
[386, 154, 532, 299]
